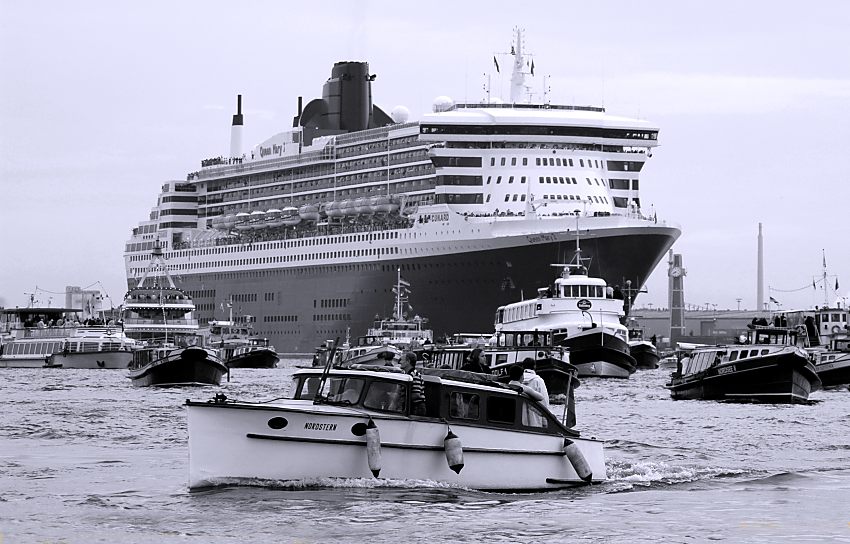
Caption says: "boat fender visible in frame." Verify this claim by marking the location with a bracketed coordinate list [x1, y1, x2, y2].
[365, 419, 382, 477]
[444, 429, 464, 474]
[563, 438, 592, 483]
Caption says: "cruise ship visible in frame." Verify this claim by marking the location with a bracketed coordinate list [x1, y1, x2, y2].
[124, 30, 680, 353]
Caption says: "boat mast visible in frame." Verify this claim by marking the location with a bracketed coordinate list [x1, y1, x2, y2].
[396, 268, 402, 321]
[822, 249, 830, 308]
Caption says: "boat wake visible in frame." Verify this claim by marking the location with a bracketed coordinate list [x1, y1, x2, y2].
[605, 459, 747, 492]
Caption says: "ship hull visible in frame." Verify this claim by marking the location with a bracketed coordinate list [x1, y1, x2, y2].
[143, 225, 677, 354]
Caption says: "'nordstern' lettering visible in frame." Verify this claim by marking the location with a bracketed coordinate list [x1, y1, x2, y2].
[304, 422, 337, 431]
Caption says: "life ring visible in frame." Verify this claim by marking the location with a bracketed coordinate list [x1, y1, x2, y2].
[832, 325, 842, 334]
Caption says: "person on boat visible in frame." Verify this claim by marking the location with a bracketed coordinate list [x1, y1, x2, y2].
[521, 358, 550, 412]
[461, 348, 491, 374]
[508, 364, 547, 427]
[401, 352, 426, 416]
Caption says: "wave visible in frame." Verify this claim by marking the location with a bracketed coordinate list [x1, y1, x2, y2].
[606, 459, 747, 491]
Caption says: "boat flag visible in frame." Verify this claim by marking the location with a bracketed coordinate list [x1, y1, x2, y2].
[769, 296, 780, 305]
[493, 56, 500, 73]
[836, 278, 840, 290]
[531, 59, 535, 75]
[511, 45, 515, 55]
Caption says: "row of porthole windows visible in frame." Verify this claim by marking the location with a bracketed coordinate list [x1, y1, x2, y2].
[488, 156, 602, 169]
[263, 315, 298, 322]
[313, 314, 351, 322]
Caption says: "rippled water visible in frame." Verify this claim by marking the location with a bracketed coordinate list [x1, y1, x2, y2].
[1, 363, 849, 543]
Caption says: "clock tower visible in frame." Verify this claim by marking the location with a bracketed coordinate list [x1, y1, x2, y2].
[668, 251, 686, 342]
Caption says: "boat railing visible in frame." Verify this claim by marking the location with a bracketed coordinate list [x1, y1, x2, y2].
[122, 318, 199, 327]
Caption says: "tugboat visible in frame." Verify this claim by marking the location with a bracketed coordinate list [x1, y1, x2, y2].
[494, 230, 636, 378]
[204, 310, 279, 369]
[123, 244, 227, 386]
[665, 323, 820, 403]
[626, 318, 660, 370]
[186, 364, 606, 491]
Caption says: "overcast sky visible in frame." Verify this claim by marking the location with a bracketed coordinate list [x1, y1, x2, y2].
[1, 0, 848, 313]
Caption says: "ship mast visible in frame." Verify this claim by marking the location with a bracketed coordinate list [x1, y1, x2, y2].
[510, 27, 534, 104]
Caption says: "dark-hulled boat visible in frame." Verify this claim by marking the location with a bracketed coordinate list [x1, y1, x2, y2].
[666, 325, 821, 403]
[224, 339, 279, 369]
[204, 318, 279, 369]
[627, 321, 660, 370]
[128, 344, 227, 387]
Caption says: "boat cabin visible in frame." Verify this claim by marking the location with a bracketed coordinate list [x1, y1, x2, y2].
[289, 367, 577, 435]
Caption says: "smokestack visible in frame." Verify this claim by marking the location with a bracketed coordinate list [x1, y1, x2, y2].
[230, 94, 243, 159]
[757, 223, 764, 312]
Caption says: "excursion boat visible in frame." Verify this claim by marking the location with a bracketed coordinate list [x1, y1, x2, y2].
[781, 300, 849, 388]
[186, 365, 606, 491]
[494, 236, 636, 378]
[124, 29, 680, 355]
[123, 244, 227, 386]
[0, 307, 132, 369]
[665, 325, 821, 403]
[46, 327, 137, 369]
[204, 315, 279, 369]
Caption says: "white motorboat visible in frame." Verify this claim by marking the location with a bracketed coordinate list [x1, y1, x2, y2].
[186, 365, 606, 491]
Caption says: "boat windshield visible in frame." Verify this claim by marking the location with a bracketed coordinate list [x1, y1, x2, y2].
[294, 375, 407, 413]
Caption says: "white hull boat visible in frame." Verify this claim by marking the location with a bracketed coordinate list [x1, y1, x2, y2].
[187, 366, 606, 491]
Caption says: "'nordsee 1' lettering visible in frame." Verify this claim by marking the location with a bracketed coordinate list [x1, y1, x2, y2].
[304, 422, 337, 431]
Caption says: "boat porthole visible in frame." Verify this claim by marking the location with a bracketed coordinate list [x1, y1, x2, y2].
[267, 417, 288, 429]
[351, 422, 368, 436]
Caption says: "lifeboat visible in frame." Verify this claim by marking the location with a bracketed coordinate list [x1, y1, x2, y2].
[221, 214, 238, 229]
[264, 209, 285, 228]
[324, 201, 344, 218]
[249, 210, 267, 229]
[298, 204, 320, 222]
[354, 197, 370, 215]
[341, 199, 359, 217]
[234, 212, 252, 231]
[374, 195, 399, 214]
[210, 215, 227, 230]
[280, 206, 301, 226]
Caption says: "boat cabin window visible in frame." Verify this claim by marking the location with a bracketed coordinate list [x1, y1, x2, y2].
[362, 380, 406, 413]
[729, 351, 738, 362]
[323, 377, 365, 404]
[486, 396, 515, 425]
[449, 391, 480, 420]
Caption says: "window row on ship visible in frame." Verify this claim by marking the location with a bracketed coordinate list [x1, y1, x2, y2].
[201, 167, 435, 208]
[443, 141, 649, 154]
[202, 178, 437, 218]
[203, 146, 428, 194]
[420, 124, 658, 141]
